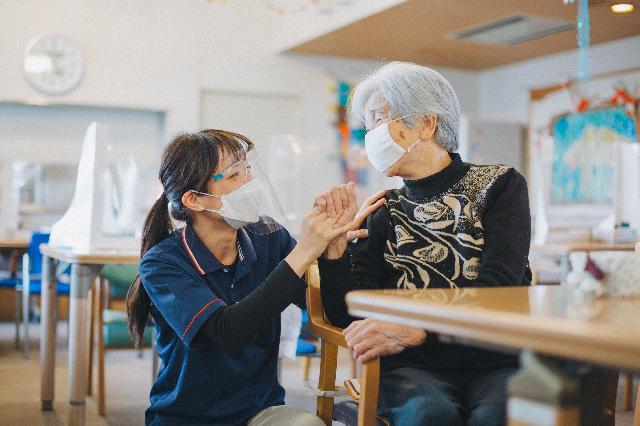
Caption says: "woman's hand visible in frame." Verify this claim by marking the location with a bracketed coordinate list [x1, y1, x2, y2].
[314, 183, 386, 259]
[346, 189, 387, 241]
[285, 206, 353, 277]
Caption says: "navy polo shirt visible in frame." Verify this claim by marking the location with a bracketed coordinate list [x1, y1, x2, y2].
[140, 224, 296, 425]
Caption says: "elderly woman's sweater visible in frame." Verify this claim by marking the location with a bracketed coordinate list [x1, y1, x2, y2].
[319, 153, 531, 371]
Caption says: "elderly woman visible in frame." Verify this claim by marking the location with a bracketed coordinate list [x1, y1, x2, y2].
[316, 62, 531, 425]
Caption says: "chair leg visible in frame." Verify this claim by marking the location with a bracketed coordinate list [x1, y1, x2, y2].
[634, 387, 640, 426]
[316, 340, 338, 426]
[14, 288, 21, 350]
[87, 281, 96, 396]
[97, 275, 106, 416]
[624, 373, 634, 411]
[302, 356, 312, 382]
[358, 358, 381, 426]
[22, 253, 30, 358]
[98, 343, 105, 416]
[22, 294, 30, 358]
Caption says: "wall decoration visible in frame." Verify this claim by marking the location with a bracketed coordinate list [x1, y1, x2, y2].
[334, 80, 368, 187]
[551, 106, 638, 204]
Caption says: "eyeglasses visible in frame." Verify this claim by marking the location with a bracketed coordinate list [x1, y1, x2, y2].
[212, 159, 252, 182]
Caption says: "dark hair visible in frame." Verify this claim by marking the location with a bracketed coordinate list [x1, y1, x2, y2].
[126, 129, 254, 345]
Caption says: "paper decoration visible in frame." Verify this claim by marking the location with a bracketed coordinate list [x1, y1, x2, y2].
[334, 81, 369, 186]
[551, 107, 637, 204]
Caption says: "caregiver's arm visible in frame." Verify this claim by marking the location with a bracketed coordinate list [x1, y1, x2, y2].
[197, 205, 352, 352]
[196, 259, 306, 352]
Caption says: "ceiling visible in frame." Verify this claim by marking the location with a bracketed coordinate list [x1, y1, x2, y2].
[285, 0, 640, 70]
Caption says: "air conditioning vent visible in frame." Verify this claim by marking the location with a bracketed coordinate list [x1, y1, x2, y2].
[447, 14, 574, 46]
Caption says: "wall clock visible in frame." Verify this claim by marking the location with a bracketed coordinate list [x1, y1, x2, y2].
[23, 34, 85, 96]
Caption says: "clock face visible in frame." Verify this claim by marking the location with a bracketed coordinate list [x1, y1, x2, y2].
[23, 35, 85, 96]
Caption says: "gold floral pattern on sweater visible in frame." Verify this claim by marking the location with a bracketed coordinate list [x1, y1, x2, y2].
[384, 164, 510, 290]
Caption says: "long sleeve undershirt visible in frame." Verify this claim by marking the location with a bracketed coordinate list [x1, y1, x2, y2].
[194, 260, 306, 352]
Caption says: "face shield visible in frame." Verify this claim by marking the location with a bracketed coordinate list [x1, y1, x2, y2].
[192, 143, 289, 235]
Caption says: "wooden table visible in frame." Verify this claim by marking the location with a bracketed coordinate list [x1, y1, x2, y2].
[0, 237, 30, 250]
[0, 236, 29, 277]
[346, 286, 640, 424]
[531, 241, 637, 280]
[39, 245, 139, 425]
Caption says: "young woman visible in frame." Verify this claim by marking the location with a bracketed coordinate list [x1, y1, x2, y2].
[127, 129, 347, 425]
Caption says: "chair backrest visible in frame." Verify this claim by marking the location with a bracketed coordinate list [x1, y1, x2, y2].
[305, 262, 347, 345]
[27, 232, 51, 275]
[305, 262, 325, 329]
[101, 264, 139, 299]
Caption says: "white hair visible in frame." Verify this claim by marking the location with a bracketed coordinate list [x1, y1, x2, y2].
[349, 61, 461, 152]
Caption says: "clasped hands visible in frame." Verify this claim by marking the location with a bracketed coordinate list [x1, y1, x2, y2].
[313, 183, 427, 364]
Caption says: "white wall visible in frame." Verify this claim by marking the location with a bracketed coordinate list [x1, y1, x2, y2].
[1, 0, 320, 136]
[0, 1, 349, 222]
[477, 35, 640, 124]
[3, 1, 634, 146]
[4, 0, 633, 228]
[0, 0, 482, 222]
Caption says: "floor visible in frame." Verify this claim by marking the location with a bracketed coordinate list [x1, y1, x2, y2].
[0, 322, 635, 425]
[0, 321, 354, 425]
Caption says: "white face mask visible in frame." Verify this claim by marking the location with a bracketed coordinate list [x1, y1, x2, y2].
[364, 115, 421, 173]
[192, 179, 262, 229]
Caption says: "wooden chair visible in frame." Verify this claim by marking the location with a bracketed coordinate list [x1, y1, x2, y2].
[305, 263, 383, 426]
[89, 269, 155, 416]
[624, 372, 639, 426]
[299, 308, 357, 382]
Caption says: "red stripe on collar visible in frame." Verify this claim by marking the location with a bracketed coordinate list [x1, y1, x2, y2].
[181, 227, 205, 276]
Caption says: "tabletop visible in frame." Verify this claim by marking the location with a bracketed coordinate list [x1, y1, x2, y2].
[346, 285, 640, 371]
[530, 241, 637, 256]
[0, 237, 29, 249]
[40, 244, 139, 265]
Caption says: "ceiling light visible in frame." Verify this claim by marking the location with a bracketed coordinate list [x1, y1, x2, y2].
[610, 2, 635, 13]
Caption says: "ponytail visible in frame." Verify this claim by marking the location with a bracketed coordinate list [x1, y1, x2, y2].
[127, 192, 173, 346]
[126, 129, 253, 346]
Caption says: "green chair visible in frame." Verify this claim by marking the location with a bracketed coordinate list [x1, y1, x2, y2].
[89, 264, 156, 416]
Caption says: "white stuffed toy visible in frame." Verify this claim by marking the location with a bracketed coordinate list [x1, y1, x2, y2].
[566, 251, 640, 298]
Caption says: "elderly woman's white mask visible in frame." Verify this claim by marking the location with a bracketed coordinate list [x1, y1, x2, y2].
[364, 115, 421, 173]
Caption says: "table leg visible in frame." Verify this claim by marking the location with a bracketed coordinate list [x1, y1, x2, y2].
[576, 364, 617, 426]
[22, 254, 30, 358]
[560, 254, 570, 282]
[508, 352, 617, 426]
[8, 249, 20, 278]
[67, 264, 100, 425]
[40, 255, 57, 411]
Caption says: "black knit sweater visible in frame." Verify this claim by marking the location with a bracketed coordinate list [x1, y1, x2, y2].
[319, 153, 532, 371]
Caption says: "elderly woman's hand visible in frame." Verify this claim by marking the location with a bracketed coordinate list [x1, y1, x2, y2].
[313, 183, 386, 258]
[285, 206, 355, 277]
[344, 318, 427, 364]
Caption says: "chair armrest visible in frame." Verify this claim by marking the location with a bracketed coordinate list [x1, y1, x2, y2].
[305, 263, 348, 347]
[308, 321, 347, 347]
